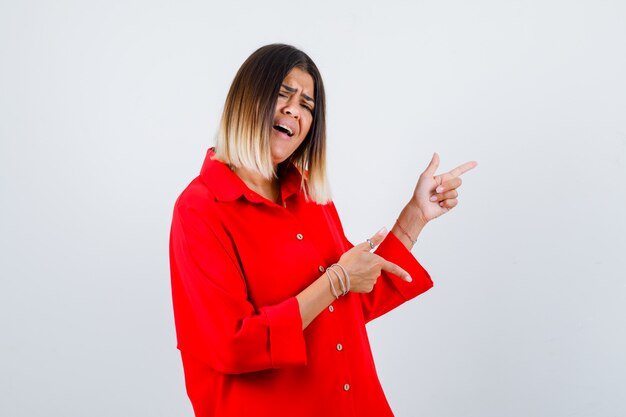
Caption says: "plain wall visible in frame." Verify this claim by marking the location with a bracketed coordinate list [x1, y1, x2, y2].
[1, 0, 625, 416]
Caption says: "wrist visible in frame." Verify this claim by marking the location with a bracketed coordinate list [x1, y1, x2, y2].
[326, 264, 350, 298]
[392, 202, 427, 250]
[405, 199, 428, 229]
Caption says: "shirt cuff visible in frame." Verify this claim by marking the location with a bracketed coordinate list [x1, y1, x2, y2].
[375, 231, 434, 300]
[261, 297, 308, 368]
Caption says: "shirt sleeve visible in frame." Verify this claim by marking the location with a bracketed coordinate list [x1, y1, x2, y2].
[360, 231, 434, 323]
[325, 202, 433, 323]
[169, 197, 307, 375]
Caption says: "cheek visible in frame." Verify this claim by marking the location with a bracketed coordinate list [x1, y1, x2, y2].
[302, 115, 313, 136]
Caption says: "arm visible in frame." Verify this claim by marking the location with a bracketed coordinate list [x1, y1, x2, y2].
[295, 274, 337, 329]
[297, 227, 415, 329]
[170, 204, 308, 374]
[321, 202, 432, 322]
[391, 200, 427, 250]
[359, 153, 478, 321]
[358, 230, 433, 323]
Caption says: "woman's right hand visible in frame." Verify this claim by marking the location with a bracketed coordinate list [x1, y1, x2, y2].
[336, 228, 413, 293]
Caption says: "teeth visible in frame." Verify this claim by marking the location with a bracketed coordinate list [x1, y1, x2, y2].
[277, 124, 293, 136]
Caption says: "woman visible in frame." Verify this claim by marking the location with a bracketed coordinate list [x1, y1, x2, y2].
[169, 44, 476, 417]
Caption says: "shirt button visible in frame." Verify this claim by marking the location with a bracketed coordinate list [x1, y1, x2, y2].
[296, 233, 304, 240]
[336, 343, 343, 351]
[318, 265, 325, 273]
[343, 383, 350, 391]
[328, 305, 334, 313]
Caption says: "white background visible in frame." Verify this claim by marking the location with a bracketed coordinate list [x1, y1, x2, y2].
[1, 1, 625, 416]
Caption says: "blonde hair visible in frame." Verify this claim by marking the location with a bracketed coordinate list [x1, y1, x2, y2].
[214, 44, 331, 204]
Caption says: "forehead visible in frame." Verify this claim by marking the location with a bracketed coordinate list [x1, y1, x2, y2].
[282, 67, 314, 95]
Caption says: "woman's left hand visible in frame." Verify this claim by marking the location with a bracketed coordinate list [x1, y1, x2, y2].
[411, 152, 477, 223]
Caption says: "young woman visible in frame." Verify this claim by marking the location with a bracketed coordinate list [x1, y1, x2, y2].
[169, 43, 476, 417]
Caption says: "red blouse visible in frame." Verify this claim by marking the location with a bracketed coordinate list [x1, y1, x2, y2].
[169, 148, 433, 417]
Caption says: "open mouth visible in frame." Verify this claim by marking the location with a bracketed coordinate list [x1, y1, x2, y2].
[273, 124, 294, 137]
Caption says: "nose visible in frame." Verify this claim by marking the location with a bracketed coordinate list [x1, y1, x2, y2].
[282, 99, 300, 120]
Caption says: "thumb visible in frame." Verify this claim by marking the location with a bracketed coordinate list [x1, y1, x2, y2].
[423, 152, 440, 176]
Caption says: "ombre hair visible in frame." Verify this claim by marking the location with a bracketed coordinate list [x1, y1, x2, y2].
[214, 44, 330, 204]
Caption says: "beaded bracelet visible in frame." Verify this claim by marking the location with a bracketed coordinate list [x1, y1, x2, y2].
[395, 218, 417, 245]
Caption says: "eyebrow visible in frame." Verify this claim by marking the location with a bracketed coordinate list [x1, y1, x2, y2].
[281, 84, 315, 104]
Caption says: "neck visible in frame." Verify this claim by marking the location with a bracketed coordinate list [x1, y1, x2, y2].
[233, 165, 281, 204]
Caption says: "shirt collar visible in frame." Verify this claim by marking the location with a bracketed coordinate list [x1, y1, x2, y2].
[200, 148, 304, 204]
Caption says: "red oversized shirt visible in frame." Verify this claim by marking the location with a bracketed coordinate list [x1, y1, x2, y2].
[169, 148, 434, 417]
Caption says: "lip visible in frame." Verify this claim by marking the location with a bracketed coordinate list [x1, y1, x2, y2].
[272, 128, 292, 140]
[273, 118, 298, 138]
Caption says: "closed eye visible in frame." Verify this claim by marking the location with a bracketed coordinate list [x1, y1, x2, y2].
[279, 88, 313, 112]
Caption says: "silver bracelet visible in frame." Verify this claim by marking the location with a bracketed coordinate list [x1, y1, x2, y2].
[327, 266, 346, 296]
[331, 263, 350, 293]
[325, 269, 340, 299]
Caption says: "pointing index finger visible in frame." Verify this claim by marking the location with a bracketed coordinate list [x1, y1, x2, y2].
[444, 160, 478, 180]
[379, 257, 412, 282]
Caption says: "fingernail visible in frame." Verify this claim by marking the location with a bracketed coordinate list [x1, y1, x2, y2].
[436, 186, 444, 193]
[429, 195, 437, 202]
[405, 275, 413, 282]
[377, 227, 387, 235]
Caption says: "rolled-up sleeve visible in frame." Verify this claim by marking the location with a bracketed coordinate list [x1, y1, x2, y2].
[169, 200, 307, 375]
[261, 297, 307, 368]
[359, 232, 434, 323]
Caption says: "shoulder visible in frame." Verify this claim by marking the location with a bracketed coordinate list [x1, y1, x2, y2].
[173, 176, 218, 222]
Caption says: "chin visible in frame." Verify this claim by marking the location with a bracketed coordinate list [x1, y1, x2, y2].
[270, 136, 305, 166]
[271, 154, 290, 166]
[270, 145, 294, 166]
